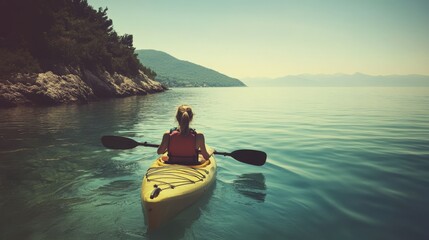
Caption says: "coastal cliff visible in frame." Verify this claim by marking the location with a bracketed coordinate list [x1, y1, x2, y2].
[0, 69, 165, 107]
[0, 0, 165, 108]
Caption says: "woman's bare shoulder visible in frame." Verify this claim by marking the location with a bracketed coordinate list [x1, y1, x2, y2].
[196, 132, 205, 137]
[162, 131, 170, 137]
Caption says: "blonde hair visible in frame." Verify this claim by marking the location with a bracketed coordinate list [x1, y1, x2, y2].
[176, 105, 194, 135]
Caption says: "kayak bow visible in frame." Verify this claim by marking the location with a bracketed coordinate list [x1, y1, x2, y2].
[141, 153, 217, 231]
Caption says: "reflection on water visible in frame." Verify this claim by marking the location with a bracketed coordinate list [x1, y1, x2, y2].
[1, 87, 429, 240]
[233, 173, 266, 203]
[0, 96, 158, 239]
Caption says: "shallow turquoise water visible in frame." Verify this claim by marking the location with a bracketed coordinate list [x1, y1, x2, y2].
[1, 87, 429, 239]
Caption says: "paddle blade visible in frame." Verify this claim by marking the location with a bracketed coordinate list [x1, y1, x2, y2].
[101, 135, 139, 149]
[230, 150, 267, 166]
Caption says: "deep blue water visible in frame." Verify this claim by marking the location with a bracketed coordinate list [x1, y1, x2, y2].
[1, 87, 429, 239]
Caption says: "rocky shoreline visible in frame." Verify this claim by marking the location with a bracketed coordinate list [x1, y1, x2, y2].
[0, 68, 166, 108]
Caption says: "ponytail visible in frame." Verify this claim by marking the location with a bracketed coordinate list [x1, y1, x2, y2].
[176, 105, 193, 135]
[180, 112, 190, 135]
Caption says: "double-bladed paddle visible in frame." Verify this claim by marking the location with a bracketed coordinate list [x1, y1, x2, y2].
[101, 135, 266, 166]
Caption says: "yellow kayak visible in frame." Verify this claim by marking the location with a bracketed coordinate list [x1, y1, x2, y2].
[141, 153, 217, 231]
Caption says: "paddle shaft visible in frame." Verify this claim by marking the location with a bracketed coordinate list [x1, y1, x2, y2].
[137, 142, 264, 165]
[101, 135, 266, 166]
[212, 151, 231, 156]
[140, 142, 160, 148]
[140, 141, 226, 156]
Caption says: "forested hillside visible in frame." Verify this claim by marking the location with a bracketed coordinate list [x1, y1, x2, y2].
[0, 0, 156, 78]
[0, 0, 164, 107]
[137, 49, 245, 87]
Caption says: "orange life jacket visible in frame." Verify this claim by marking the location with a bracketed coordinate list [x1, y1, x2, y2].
[167, 128, 198, 165]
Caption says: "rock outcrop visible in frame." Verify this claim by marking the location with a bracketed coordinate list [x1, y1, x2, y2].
[0, 68, 166, 107]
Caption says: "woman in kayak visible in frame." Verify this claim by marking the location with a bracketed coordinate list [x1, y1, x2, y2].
[157, 105, 214, 165]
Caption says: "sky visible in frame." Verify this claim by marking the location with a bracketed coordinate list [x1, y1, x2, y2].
[87, 0, 429, 79]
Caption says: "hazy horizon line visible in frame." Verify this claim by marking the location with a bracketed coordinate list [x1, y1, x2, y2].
[242, 72, 429, 80]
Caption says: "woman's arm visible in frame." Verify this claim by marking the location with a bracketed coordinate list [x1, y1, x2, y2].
[157, 132, 170, 154]
[196, 133, 214, 160]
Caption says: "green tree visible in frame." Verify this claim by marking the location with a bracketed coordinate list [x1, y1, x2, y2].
[0, 0, 156, 79]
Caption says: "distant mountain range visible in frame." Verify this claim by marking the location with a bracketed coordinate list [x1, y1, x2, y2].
[244, 73, 429, 87]
[136, 49, 246, 87]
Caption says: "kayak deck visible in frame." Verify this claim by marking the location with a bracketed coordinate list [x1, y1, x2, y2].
[141, 154, 216, 231]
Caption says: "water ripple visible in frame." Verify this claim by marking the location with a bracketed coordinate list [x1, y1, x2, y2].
[1, 87, 429, 239]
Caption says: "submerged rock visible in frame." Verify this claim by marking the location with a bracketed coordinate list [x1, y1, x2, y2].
[0, 69, 166, 107]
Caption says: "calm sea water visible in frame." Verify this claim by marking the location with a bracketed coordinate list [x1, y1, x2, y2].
[1, 87, 429, 240]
